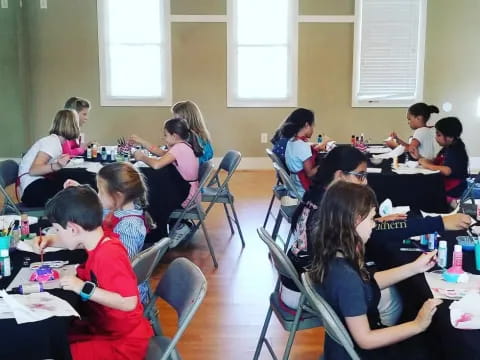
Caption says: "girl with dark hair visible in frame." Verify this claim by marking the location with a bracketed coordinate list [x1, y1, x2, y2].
[283, 108, 319, 196]
[309, 182, 442, 360]
[271, 108, 331, 168]
[134, 118, 200, 245]
[418, 117, 469, 202]
[386, 102, 440, 160]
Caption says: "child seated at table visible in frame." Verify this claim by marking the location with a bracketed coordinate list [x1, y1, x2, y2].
[129, 100, 212, 164]
[63, 97, 92, 156]
[283, 108, 319, 196]
[35, 186, 153, 360]
[272, 108, 330, 171]
[418, 117, 469, 204]
[133, 118, 202, 245]
[65, 162, 154, 304]
[18, 109, 77, 207]
[386, 102, 439, 160]
[309, 181, 442, 360]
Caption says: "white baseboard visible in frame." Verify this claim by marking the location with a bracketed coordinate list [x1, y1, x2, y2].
[213, 157, 272, 170]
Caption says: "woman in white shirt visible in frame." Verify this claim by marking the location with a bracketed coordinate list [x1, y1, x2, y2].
[18, 109, 79, 206]
[386, 103, 439, 160]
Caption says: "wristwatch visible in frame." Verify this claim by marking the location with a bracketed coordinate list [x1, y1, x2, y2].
[79, 281, 96, 301]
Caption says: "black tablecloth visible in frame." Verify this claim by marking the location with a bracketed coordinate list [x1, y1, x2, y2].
[0, 248, 87, 360]
[367, 230, 480, 360]
[367, 159, 449, 213]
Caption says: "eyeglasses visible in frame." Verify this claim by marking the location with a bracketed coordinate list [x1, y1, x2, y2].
[343, 171, 368, 181]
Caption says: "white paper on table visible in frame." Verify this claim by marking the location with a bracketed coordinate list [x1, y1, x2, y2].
[424, 271, 480, 300]
[420, 205, 460, 218]
[368, 147, 391, 154]
[16, 239, 63, 254]
[6, 265, 77, 291]
[0, 290, 80, 324]
[85, 162, 103, 173]
[367, 167, 382, 174]
[0, 299, 15, 319]
[372, 145, 405, 159]
[0, 215, 38, 227]
[449, 291, 480, 329]
[392, 167, 440, 175]
[379, 199, 410, 216]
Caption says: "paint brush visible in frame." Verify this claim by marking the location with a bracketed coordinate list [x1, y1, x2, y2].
[39, 228, 44, 265]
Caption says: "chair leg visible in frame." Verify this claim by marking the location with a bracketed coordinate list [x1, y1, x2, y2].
[253, 306, 275, 360]
[282, 297, 305, 360]
[283, 228, 293, 253]
[199, 218, 218, 268]
[263, 192, 276, 228]
[223, 203, 235, 235]
[229, 202, 245, 248]
[271, 208, 283, 240]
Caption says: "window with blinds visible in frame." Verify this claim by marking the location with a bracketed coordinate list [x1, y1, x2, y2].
[352, 0, 427, 107]
[227, 0, 298, 107]
[97, 0, 172, 106]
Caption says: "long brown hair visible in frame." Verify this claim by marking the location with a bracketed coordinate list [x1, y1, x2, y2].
[171, 100, 211, 142]
[49, 109, 80, 140]
[97, 162, 154, 229]
[309, 181, 377, 283]
[164, 118, 203, 157]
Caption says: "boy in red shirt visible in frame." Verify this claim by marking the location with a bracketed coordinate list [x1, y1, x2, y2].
[35, 185, 153, 360]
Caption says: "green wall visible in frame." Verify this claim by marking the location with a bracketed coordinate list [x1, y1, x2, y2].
[0, 1, 28, 157]
[2, 0, 479, 157]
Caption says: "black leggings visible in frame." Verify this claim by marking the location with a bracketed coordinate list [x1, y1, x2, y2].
[143, 165, 190, 242]
[21, 178, 63, 207]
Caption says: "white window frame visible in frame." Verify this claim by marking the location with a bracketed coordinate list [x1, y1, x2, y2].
[97, 0, 172, 107]
[352, 0, 427, 107]
[227, 0, 298, 108]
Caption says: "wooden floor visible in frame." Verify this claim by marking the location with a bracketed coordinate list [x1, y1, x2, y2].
[150, 170, 324, 360]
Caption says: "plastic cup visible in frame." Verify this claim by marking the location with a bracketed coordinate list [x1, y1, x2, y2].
[475, 242, 480, 272]
[0, 235, 11, 250]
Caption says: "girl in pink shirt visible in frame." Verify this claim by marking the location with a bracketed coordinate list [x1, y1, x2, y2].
[63, 97, 91, 156]
[133, 118, 203, 242]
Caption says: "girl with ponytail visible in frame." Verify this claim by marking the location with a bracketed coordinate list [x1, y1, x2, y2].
[386, 102, 440, 160]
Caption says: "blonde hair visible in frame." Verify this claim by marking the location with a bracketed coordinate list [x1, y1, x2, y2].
[49, 109, 80, 140]
[171, 100, 211, 142]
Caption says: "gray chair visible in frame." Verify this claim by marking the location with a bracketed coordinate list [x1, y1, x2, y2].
[132, 237, 171, 286]
[254, 227, 322, 360]
[263, 149, 288, 228]
[301, 272, 361, 360]
[168, 161, 218, 267]
[0, 160, 45, 217]
[132, 238, 171, 331]
[201, 150, 245, 248]
[270, 162, 302, 250]
[145, 258, 207, 360]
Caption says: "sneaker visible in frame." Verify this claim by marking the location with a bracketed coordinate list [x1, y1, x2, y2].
[169, 223, 192, 248]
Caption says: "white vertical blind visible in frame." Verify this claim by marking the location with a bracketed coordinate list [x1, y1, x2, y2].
[352, 0, 427, 107]
[227, 0, 298, 107]
[97, 0, 172, 106]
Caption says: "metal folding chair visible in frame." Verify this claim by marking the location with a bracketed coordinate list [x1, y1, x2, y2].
[145, 258, 207, 360]
[201, 150, 245, 248]
[0, 160, 45, 217]
[254, 227, 322, 360]
[168, 161, 219, 267]
[301, 272, 361, 360]
[263, 149, 288, 229]
[270, 163, 302, 251]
